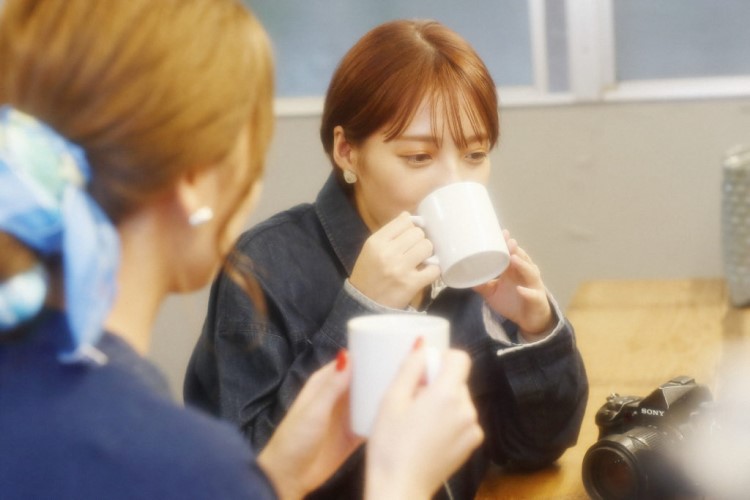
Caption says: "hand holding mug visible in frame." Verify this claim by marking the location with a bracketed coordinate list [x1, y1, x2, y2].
[365, 346, 484, 499]
[349, 212, 441, 309]
[473, 230, 554, 337]
[258, 357, 363, 499]
[349, 314, 483, 499]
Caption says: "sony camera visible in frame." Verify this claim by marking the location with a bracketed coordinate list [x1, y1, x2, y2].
[582, 376, 713, 500]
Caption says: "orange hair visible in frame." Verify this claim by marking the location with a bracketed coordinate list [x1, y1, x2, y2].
[0, 0, 274, 224]
[0, 0, 274, 307]
[321, 19, 499, 174]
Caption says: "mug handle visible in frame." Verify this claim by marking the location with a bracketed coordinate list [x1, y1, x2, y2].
[410, 215, 439, 266]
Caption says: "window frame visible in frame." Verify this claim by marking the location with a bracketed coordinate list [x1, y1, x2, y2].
[274, 0, 750, 117]
[567, 0, 750, 103]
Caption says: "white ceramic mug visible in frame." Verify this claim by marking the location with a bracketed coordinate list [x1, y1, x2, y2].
[348, 314, 449, 437]
[412, 181, 510, 288]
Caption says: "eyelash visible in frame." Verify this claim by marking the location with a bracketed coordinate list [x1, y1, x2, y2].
[400, 150, 488, 166]
[403, 154, 432, 165]
[465, 151, 488, 162]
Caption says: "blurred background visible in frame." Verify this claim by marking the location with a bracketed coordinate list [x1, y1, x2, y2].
[150, 0, 750, 398]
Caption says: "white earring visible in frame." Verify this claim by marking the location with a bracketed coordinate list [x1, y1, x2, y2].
[343, 170, 357, 184]
[189, 206, 214, 226]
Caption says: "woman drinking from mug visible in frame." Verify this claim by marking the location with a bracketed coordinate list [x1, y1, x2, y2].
[0, 3, 483, 499]
[185, 19, 589, 500]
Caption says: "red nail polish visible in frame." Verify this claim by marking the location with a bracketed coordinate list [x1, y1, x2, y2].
[412, 336, 424, 351]
[336, 349, 348, 372]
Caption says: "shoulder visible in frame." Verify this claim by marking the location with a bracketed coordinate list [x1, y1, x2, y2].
[135, 401, 277, 498]
[232, 202, 341, 285]
[236, 202, 322, 255]
[0, 334, 277, 499]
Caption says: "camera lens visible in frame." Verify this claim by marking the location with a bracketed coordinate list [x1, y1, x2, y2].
[582, 428, 664, 500]
[583, 446, 639, 499]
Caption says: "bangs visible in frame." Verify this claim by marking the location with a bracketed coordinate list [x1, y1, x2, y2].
[320, 19, 499, 163]
[382, 70, 495, 149]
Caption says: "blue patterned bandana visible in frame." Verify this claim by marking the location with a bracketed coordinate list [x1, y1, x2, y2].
[0, 106, 119, 365]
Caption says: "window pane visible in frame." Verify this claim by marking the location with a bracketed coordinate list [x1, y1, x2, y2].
[246, 0, 533, 97]
[614, 0, 750, 81]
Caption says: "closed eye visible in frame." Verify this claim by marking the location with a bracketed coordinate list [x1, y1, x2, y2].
[403, 153, 432, 165]
[465, 151, 488, 162]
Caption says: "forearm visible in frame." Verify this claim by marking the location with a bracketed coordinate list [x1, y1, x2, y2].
[477, 322, 589, 468]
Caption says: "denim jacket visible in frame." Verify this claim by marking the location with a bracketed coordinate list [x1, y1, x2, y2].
[184, 174, 588, 500]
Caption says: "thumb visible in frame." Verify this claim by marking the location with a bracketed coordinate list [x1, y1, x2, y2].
[378, 341, 428, 412]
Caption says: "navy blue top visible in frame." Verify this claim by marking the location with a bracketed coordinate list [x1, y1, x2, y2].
[0, 310, 277, 500]
[185, 174, 589, 499]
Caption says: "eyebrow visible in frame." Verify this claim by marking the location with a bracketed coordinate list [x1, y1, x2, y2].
[395, 135, 437, 143]
[395, 134, 488, 144]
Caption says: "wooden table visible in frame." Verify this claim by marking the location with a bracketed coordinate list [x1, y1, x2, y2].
[476, 278, 750, 499]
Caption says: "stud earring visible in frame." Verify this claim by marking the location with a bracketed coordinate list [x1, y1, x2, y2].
[189, 206, 214, 226]
[343, 170, 357, 184]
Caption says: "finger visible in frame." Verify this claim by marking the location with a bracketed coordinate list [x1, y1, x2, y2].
[402, 237, 435, 267]
[379, 344, 428, 410]
[414, 263, 441, 285]
[391, 226, 430, 255]
[517, 284, 546, 303]
[298, 354, 352, 407]
[509, 254, 541, 284]
[373, 212, 416, 241]
[330, 383, 364, 445]
[506, 237, 519, 255]
[432, 349, 471, 386]
[510, 242, 533, 265]
[397, 237, 440, 284]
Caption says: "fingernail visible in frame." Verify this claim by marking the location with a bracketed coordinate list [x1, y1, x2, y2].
[412, 336, 424, 351]
[336, 349, 348, 372]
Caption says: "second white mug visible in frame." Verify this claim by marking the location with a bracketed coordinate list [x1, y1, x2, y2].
[348, 313, 449, 437]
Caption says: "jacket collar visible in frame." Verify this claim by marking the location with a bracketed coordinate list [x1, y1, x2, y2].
[314, 173, 370, 276]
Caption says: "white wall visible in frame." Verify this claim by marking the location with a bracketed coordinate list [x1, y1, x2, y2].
[150, 97, 750, 398]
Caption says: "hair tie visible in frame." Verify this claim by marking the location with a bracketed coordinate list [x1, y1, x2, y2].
[0, 106, 119, 365]
[0, 264, 48, 330]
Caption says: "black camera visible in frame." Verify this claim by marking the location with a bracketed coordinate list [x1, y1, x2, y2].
[582, 376, 713, 500]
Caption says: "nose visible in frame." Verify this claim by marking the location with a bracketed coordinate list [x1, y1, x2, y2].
[433, 159, 471, 188]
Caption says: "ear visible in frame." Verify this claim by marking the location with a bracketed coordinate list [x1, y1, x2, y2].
[173, 168, 212, 224]
[332, 125, 358, 176]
